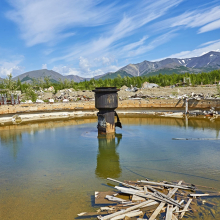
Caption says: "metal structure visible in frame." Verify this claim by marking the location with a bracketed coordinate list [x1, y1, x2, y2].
[93, 87, 122, 134]
[0, 93, 20, 105]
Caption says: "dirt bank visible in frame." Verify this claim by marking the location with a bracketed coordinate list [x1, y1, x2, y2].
[118, 84, 219, 99]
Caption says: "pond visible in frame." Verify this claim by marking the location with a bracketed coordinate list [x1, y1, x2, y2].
[0, 116, 220, 219]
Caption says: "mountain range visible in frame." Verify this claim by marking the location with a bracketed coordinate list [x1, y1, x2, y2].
[9, 51, 220, 83]
[113, 51, 220, 77]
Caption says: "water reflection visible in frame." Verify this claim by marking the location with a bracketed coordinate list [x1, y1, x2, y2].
[0, 129, 22, 158]
[121, 116, 220, 137]
[96, 133, 122, 179]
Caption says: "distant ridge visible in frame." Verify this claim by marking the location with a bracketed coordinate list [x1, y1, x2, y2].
[13, 69, 86, 83]
[116, 51, 220, 77]
[65, 74, 89, 82]
[8, 51, 220, 82]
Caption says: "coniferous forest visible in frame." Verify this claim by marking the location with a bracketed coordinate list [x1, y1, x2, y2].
[1, 69, 220, 94]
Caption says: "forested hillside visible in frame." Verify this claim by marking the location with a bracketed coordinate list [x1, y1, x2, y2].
[1, 70, 220, 92]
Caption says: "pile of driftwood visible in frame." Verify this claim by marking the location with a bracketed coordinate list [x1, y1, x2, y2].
[78, 178, 220, 219]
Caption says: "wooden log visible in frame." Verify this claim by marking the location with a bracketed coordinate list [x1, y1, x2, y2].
[165, 205, 173, 220]
[97, 200, 156, 220]
[139, 180, 194, 190]
[149, 181, 182, 220]
[180, 198, 192, 219]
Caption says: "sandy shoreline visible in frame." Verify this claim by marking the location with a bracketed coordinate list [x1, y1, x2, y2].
[0, 107, 219, 126]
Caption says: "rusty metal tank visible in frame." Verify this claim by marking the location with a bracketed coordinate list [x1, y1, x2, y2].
[93, 87, 122, 134]
[93, 87, 119, 110]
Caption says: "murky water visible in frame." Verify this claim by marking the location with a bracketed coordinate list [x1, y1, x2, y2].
[0, 116, 220, 219]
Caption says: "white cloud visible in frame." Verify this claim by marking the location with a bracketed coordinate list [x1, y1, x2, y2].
[85, 65, 121, 78]
[0, 62, 24, 78]
[52, 66, 80, 76]
[172, 6, 220, 28]
[77, 56, 120, 77]
[199, 39, 220, 47]
[43, 49, 54, 55]
[151, 5, 220, 34]
[79, 57, 90, 73]
[0, 56, 24, 78]
[122, 36, 148, 52]
[199, 19, 220, 33]
[6, 0, 117, 46]
[156, 39, 220, 59]
[52, 64, 120, 78]
[42, 64, 47, 69]
[51, 0, 183, 63]
[122, 31, 177, 58]
[93, 56, 116, 66]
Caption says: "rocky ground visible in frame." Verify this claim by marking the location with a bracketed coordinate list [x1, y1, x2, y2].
[28, 84, 220, 103]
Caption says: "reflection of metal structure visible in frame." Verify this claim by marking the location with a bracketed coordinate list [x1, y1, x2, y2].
[95, 133, 122, 179]
[93, 87, 122, 134]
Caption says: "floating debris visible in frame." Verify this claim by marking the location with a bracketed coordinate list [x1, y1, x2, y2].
[78, 177, 220, 219]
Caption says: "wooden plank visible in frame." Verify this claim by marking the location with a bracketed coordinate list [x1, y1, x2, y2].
[139, 180, 194, 190]
[111, 210, 143, 220]
[97, 200, 155, 220]
[147, 185, 180, 206]
[77, 211, 109, 217]
[132, 195, 146, 202]
[144, 185, 148, 194]
[149, 181, 182, 220]
[115, 186, 182, 207]
[107, 178, 141, 190]
[189, 193, 220, 197]
[105, 195, 129, 203]
[165, 205, 173, 220]
[180, 198, 192, 219]
[95, 191, 119, 205]
[173, 200, 184, 212]
[172, 214, 178, 220]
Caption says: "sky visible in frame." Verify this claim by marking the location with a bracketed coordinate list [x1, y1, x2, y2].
[0, 0, 220, 78]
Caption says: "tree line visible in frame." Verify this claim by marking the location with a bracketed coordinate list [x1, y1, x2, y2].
[1, 69, 220, 94]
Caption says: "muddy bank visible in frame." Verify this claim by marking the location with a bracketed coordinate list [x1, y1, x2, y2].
[1, 99, 220, 115]
[0, 107, 219, 126]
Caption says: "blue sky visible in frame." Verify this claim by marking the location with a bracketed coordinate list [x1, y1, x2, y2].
[0, 0, 220, 78]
